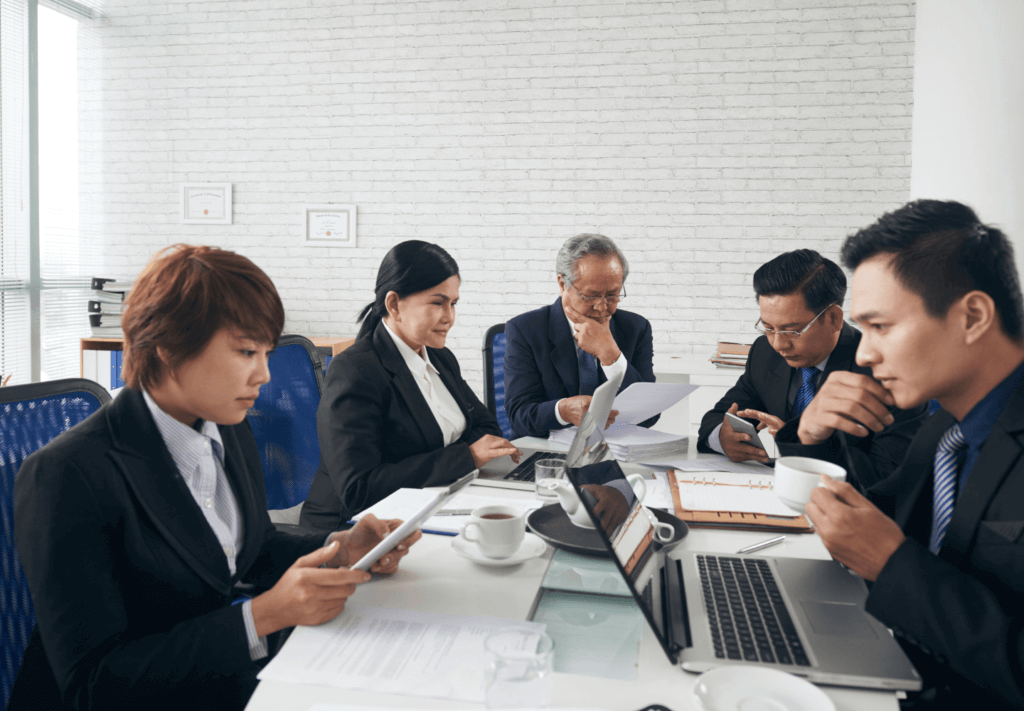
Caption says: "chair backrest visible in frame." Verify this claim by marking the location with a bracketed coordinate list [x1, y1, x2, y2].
[247, 335, 325, 510]
[482, 323, 512, 439]
[0, 379, 110, 711]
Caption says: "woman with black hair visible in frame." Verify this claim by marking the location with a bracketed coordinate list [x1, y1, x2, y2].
[300, 241, 521, 530]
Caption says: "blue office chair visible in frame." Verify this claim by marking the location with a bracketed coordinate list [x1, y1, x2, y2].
[0, 379, 110, 711]
[247, 335, 325, 511]
[482, 323, 512, 439]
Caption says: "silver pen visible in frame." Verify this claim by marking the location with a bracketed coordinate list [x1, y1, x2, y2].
[433, 509, 474, 516]
[736, 535, 786, 555]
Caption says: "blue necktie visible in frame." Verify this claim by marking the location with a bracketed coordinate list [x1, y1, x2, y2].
[578, 348, 598, 396]
[792, 367, 818, 417]
[929, 423, 968, 554]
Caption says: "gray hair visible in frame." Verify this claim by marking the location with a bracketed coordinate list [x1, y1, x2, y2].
[555, 233, 630, 285]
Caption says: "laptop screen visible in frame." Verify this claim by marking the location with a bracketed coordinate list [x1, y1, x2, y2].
[562, 407, 683, 663]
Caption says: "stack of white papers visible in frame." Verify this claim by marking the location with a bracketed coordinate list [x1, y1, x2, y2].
[352, 488, 546, 535]
[549, 424, 689, 461]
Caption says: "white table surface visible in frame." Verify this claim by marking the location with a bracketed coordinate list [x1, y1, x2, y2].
[246, 442, 899, 711]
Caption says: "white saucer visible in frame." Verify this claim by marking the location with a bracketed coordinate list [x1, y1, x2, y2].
[693, 666, 835, 711]
[451, 533, 548, 567]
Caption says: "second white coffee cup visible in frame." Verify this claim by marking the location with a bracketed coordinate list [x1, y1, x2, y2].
[774, 456, 847, 512]
[459, 505, 525, 559]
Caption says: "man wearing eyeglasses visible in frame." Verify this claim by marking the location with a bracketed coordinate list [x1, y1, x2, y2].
[697, 249, 927, 488]
[504, 233, 657, 439]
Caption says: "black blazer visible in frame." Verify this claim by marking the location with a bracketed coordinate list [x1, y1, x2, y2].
[862, 382, 1024, 709]
[697, 322, 928, 488]
[300, 322, 502, 530]
[503, 298, 658, 439]
[12, 388, 325, 711]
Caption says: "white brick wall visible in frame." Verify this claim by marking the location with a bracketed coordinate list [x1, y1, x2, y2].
[90, 0, 915, 396]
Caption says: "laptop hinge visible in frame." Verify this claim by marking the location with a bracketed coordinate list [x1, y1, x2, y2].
[662, 558, 691, 652]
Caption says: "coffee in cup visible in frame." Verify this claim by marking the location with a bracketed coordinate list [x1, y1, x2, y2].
[774, 456, 847, 512]
[459, 505, 525, 559]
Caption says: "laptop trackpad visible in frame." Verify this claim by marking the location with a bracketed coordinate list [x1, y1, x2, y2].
[800, 601, 879, 639]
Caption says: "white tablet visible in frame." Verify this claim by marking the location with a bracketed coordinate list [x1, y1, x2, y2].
[349, 470, 479, 571]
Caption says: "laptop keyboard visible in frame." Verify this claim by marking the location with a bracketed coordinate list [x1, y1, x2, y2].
[697, 555, 810, 667]
[502, 451, 566, 482]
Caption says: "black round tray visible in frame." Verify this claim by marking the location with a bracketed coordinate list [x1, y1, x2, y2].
[526, 504, 688, 557]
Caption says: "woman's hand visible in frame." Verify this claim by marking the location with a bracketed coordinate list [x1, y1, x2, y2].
[469, 434, 522, 468]
[250, 542, 371, 636]
[324, 514, 421, 573]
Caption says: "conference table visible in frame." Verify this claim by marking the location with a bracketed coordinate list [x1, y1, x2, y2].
[246, 438, 901, 711]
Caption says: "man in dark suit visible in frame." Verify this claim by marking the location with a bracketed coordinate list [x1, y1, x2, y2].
[697, 250, 927, 487]
[504, 233, 657, 439]
[805, 200, 1024, 709]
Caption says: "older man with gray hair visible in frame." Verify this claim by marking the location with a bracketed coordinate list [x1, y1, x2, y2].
[503, 233, 658, 439]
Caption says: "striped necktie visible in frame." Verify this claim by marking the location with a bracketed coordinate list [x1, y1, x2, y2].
[929, 422, 968, 554]
[792, 367, 818, 417]
[578, 348, 599, 396]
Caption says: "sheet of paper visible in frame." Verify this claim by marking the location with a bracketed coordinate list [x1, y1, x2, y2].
[645, 472, 677, 511]
[643, 455, 773, 475]
[672, 471, 796, 516]
[550, 423, 686, 447]
[612, 382, 699, 425]
[352, 488, 545, 535]
[258, 607, 546, 703]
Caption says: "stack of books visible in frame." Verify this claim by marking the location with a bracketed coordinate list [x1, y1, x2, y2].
[709, 341, 751, 369]
[88, 277, 133, 337]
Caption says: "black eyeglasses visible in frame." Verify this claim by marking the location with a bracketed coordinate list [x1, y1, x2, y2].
[755, 304, 835, 338]
[570, 282, 626, 305]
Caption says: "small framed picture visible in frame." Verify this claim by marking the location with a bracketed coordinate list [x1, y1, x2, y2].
[304, 205, 357, 246]
[181, 183, 232, 225]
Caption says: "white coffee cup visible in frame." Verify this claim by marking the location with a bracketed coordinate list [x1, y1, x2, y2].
[459, 505, 525, 559]
[774, 456, 847, 512]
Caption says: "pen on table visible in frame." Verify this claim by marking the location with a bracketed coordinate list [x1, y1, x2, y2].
[736, 535, 786, 555]
[432, 509, 474, 516]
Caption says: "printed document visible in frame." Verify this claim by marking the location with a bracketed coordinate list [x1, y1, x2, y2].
[352, 488, 545, 535]
[258, 607, 545, 703]
[612, 382, 698, 424]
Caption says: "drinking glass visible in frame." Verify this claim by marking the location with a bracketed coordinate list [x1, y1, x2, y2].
[534, 459, 566, 501]
[484, 628, 555, 708]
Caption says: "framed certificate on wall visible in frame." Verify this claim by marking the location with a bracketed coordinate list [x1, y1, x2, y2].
[304, 205, 357, 246]
[181, 184, 232, 224]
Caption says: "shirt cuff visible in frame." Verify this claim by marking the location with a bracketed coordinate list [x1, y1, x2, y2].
[600, 351, 626, 378]
[707, 422, 726, 455]
[554, 399, 570, 426]
[241, 599, 269, 661]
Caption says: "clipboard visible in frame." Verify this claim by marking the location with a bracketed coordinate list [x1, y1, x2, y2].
[666, 468, 813, 533]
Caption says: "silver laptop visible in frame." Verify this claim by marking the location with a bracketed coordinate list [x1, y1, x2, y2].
[476, 371, 624, 491]
[560, 408, 922, 692]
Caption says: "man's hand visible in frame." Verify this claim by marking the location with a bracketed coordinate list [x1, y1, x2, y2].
[557, 396, 618, 428]
[250, 542, 371, 637]
[469, 434, 523, 468]
[325, 514, 422, 573]
[797, 371, 896, 445]
[565, 302, 621, 366]
[805, 475, 905, 581]
[737, 408, 786, 437]
[720, 403, 771, 464]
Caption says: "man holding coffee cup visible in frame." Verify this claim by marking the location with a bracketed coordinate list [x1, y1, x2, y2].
[697, 249, 927, 488]
[801, 200, 1024, 710]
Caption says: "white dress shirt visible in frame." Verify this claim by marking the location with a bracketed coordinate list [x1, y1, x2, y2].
[142, 390, 268, 661]
[554, 310, 628, 426]
[382, 320, 468, 445]
[707, 354, 830, 455]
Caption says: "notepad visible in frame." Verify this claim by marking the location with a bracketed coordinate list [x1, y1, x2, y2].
[663, 469, 813, 532]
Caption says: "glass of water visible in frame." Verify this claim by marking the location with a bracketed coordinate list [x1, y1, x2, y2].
[484, 628, 555, 709]
[534, 459, 566, 501]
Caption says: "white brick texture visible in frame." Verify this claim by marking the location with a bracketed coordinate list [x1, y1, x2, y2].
[91, 0, 915, 395]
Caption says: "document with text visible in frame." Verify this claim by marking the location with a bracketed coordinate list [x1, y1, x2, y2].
[258, 607, 546, 703]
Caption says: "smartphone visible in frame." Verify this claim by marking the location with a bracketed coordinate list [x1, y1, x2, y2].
[724, 412, 770, 455]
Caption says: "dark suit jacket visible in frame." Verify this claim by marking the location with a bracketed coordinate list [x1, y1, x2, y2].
[12, 387, 324, 711]
[697, 322, 928, 488]
[862, 383, 1024, 709]
[503, 298, 657, 439]
[300, 322, 502, 530]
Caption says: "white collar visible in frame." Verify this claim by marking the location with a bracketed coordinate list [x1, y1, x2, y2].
[142, 389, 224, 473]
[382, 319, 440, 378]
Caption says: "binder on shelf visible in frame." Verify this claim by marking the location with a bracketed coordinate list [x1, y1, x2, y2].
[88, 290, 128, 304]
[91, 277, 135, 292]
[89, 313, 122, 328]
[665, 469, 813, 532]
[88, 300, 125, 314]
